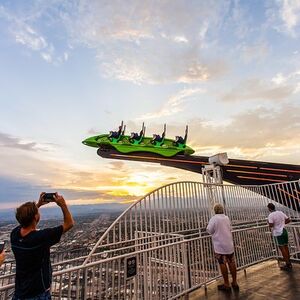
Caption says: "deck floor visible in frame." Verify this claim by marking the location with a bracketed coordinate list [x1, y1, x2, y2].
[188, 260, 300, 300]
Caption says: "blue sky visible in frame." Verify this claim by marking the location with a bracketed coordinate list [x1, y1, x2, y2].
[0, 0, 300, 209]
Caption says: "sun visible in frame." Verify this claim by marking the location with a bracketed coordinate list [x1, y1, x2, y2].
[109, 171, 164, 197]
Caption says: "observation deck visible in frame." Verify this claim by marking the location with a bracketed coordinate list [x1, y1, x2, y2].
[189, 260, 300, 300]
[1, 180, 300, 299]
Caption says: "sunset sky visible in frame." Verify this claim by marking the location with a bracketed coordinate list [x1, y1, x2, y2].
[1, 0, 300, 209]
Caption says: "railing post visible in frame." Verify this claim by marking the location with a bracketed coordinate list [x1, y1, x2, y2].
[143, 252, 149, 300]
[292, 226, 300, 258]
[81, 267, 88, 300]
[182, 242, 191, 291]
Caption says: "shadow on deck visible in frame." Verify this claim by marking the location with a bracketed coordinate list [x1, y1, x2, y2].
[188, 260, 300, 300]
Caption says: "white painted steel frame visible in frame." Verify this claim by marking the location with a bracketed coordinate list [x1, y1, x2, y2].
[3, 224, 300, 300]
[84, 181, 300, 264]
[1, 180, 300, 300]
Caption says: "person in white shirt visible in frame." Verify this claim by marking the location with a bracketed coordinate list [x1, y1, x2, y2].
[207, 203, 239, 291]
[267, 203, 292, 270]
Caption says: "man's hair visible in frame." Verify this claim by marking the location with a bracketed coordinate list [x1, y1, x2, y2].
[267, 203, 275, 211]
[213, 203, 224, 214]
[15, 202, 38, 228]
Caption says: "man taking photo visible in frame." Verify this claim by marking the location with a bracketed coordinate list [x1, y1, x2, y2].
[11, 193, 74, 300]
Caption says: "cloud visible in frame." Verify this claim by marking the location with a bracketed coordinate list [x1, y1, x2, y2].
[11, 20, 55, 63]
[271, 73, 288, 85]
[0, 152, 130, 208]
[0, 132, 40, 151]
[131, 104, 300, 163]
[108, 161, 126, 171]
[229, 0, 252, 39]
[127, 103, 300, 162]
[0, 175, 107, 203]
[87, 128, 99, 135]
[0, 176, 42, 205]
[64, 0, 230, 84]
[14, 24, 47, 50]
[239, 41, 269, 63]
[0, 3, 69, 64]
[67, 1, 223, 43]
[280, 0, 300, 35]
[267, 0, 300, 37]
[0, 140, 168, 208]
[221, 78, 294, 102]
[183, 104, 300, 163]
[138, 88, 204, 120]
[94, 37, 228, 84]
[1, 1, 231, 82]
[0, 174, 138, 211]
[271, 70, 300, 93]
[0, 150, 194, 208]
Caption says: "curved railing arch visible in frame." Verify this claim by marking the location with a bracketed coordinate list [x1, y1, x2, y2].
[84, 180, 300, 264]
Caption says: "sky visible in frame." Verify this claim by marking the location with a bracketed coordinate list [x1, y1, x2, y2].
[0, 0, 300, 209]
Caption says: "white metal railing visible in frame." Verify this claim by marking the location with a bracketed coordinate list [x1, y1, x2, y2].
[0, 247, 89, 291]
[1, 180, 300, 299]
[85, 181, 300, 263]
[3, 224, 300, 300]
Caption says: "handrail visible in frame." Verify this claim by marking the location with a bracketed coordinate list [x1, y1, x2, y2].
[3, 224, 272, 279]
[2, 180, 300, 299]
[83, 180, 300, 264]
[2, 224, 300, 299]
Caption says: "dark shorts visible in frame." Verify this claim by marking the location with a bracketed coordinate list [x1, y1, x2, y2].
[13, 291, 51, 300]
[215, 253, 235, 264]
[275, 228, 288, 246]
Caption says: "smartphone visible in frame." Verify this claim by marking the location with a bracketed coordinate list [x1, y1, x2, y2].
[0, 242, 5, 253]
[43, 193, 56, 202]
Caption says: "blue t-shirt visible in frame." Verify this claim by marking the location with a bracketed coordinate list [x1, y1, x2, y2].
[11, 225, 63, 298]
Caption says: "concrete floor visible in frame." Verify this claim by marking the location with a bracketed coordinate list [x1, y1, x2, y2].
[188, 260, 300, 300]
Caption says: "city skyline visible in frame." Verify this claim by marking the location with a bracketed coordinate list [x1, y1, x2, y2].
[1, 0, 300, 208]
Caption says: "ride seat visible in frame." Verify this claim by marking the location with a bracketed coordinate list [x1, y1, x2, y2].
[175, 136, 184, 144]
[109, 131, 119, 139]
[151, 134, 163, 144]
[131, 132, 139, 139]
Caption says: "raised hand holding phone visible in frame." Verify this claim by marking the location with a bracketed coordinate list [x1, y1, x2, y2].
[37, 192, 57, 208]
[43, 193, 56, 202]
[53, 194, 67, 207]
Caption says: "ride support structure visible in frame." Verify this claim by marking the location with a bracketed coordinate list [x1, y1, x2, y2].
[202, 153, 229, 214]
